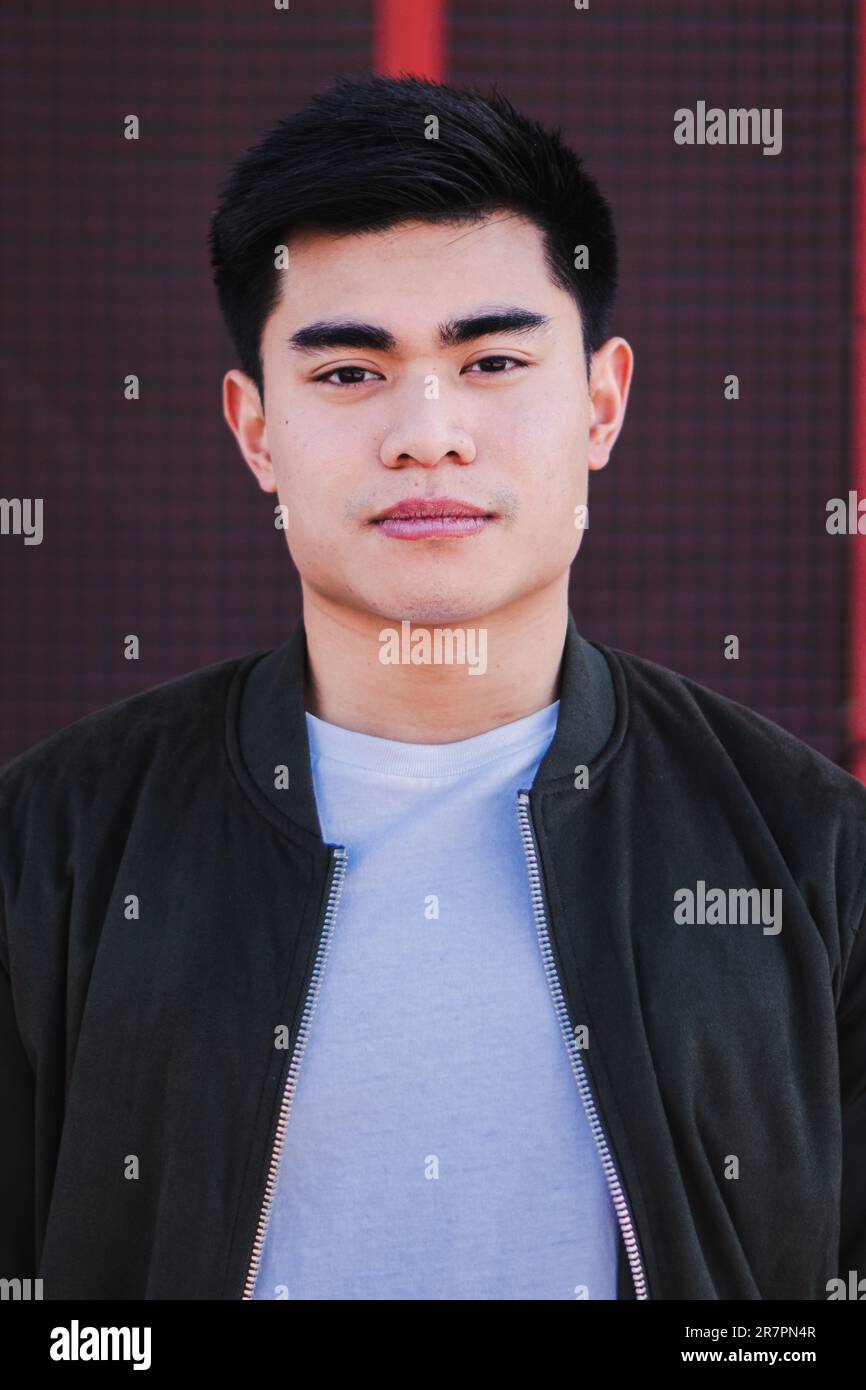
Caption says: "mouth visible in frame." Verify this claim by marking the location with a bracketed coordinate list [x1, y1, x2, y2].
[370, 496, 496, 541]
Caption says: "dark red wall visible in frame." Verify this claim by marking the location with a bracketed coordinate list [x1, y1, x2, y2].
[0, 0, 854, 766]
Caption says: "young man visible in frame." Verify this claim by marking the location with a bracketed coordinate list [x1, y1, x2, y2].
[1, 73, 864, 1302]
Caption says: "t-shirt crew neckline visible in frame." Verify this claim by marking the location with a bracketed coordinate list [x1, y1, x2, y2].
[304, 700, 560, 780]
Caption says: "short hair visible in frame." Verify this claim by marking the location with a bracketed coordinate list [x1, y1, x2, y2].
[208, 72, 619, 402]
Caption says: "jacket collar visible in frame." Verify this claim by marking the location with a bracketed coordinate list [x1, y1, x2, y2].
[236, 607, 618, 844]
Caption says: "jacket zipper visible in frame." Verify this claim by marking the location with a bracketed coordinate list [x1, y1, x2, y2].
[241, 843, 349, 1300]
[516, 790, 650, 1300]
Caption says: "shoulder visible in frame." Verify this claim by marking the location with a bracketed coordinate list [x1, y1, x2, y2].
[599, 640, 866, 830]
[0, 650, 261, 817]
[603, 641, 860, 779]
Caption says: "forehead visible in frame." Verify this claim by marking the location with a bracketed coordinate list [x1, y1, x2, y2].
[268, 214, 577, 331]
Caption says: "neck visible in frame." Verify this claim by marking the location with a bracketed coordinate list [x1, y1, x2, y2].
[299, 577, 570, 743]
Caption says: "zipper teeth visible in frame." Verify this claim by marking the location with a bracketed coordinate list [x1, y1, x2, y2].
[241, 845, 349, 1300]
[242, 808, 648, 1298]
[516, 791, 649, 1301]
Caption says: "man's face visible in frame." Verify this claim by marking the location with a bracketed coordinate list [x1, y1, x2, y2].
[228, 213, 630, 626]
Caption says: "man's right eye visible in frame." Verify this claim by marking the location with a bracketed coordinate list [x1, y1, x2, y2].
[313, 367, 383, 387]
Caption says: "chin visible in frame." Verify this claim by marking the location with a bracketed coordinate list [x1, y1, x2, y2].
[369, 590, 494, 628]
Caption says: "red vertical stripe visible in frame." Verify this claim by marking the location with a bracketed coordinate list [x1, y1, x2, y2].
[851, 4, 866, 780]
[374, 0, 445, 81]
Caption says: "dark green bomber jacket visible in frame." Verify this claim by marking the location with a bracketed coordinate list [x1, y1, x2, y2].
[1, 607, 865, 1300]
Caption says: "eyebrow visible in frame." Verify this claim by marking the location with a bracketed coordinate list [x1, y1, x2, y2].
[286, 305, 552, 355]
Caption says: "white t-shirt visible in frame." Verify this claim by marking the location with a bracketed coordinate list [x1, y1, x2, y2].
[252, 699, 619, 1300]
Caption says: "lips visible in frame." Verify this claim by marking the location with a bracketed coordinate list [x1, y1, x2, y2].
[371, 496, 495, 541]
[372, 497, 492, 522]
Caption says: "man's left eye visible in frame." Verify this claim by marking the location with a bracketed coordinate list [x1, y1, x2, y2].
[462, 356, 527, 374]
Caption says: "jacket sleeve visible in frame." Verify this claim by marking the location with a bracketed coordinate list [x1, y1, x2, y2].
[838, 905, 866, 1282]
[0, 900, 36, 1278]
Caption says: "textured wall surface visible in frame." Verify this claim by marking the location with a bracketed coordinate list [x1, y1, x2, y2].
[0, 0, 853, 765]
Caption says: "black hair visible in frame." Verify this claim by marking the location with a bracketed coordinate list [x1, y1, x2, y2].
[208, 72, 619, 402]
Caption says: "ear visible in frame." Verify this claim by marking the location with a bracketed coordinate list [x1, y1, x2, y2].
[222, 368, 278, 493]
[587, 338, 634, 471]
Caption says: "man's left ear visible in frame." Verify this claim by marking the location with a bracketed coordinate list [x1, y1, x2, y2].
[587, 337, 634, 471]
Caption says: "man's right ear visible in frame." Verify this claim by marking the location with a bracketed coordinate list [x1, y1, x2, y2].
[221, 368, 278, 494]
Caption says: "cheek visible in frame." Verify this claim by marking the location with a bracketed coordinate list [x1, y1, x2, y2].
[270, 414, 347, 500]
[522, 448, 588, 551]
[495, 384, 583, 452]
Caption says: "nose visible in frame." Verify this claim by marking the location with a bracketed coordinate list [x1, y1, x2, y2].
[378, 385, 477, 470]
